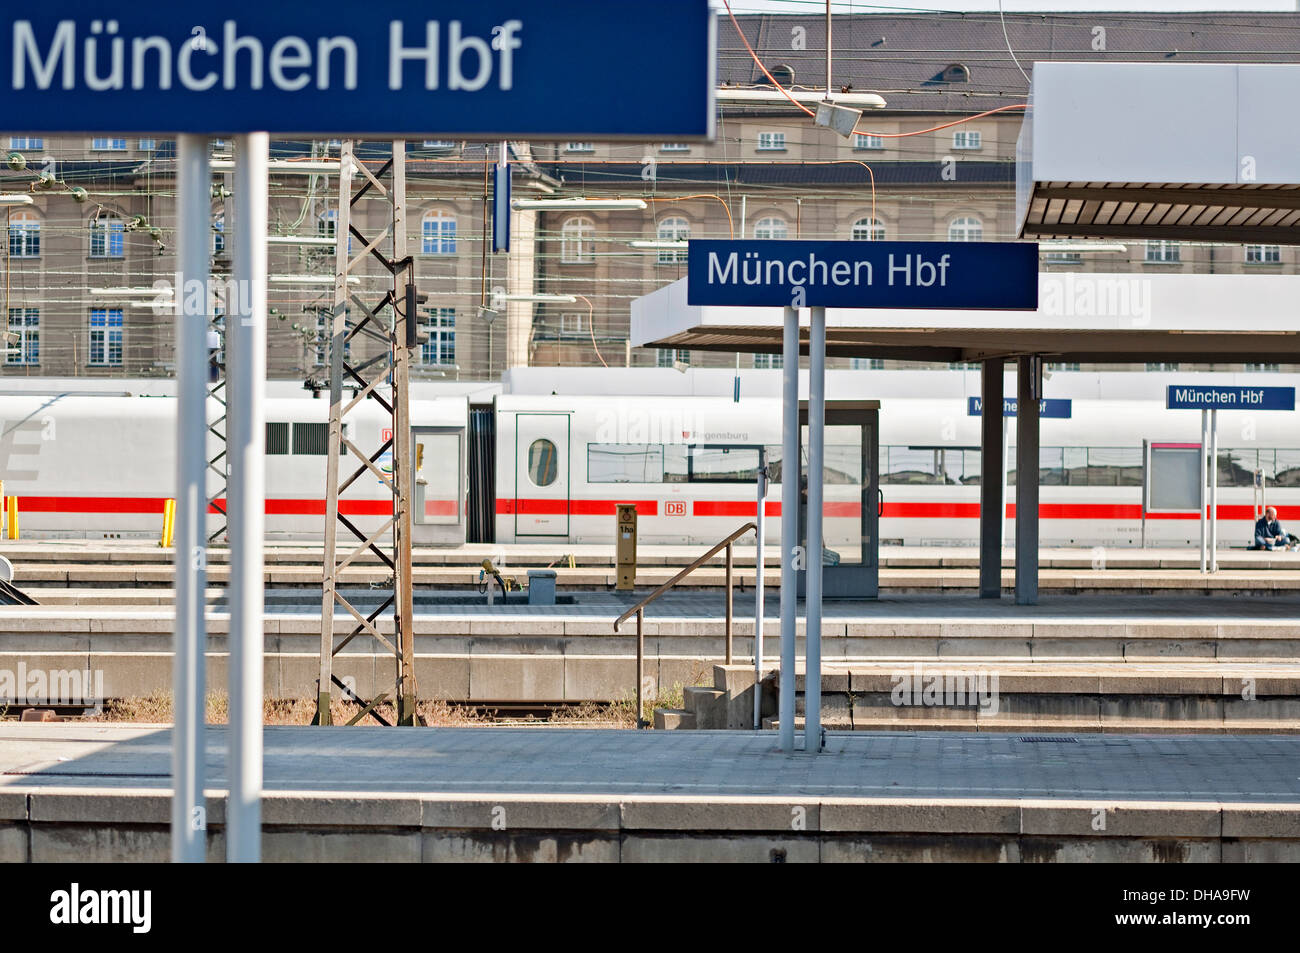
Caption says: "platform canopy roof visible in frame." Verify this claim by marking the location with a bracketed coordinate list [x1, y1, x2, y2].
[1017, 63, 1300, 243]
[630, 272, 1300, 364]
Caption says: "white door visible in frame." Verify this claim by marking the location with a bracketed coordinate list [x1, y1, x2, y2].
[514, 413, 570, 537]
[413, 429, 462, 525]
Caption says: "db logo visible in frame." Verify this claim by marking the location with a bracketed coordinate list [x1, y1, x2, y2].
[665, 501, 688, 517]
[381, 427, 393, 442]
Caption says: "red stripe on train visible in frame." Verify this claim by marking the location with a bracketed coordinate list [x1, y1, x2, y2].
[9, 496, 1283, 522]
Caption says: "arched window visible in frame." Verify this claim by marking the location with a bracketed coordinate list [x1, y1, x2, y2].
[561, 216, 595, 263]
[948, 216, 983, 242]
[89, 213, 125, 258]
[8, 210, 40, 258]
[656, 216, 689, 263]
[754, 217, 788, 240]
[851, 217, 885, 242]
[421, 210, 457, 255]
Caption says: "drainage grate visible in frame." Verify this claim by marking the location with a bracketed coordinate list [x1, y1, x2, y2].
[1018, 736, 1079, 743]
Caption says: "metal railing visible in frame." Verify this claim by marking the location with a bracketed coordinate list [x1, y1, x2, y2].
[614, 522, 757, 728]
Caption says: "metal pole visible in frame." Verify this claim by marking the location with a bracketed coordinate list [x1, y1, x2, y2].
[778, 307, 798, 753]
[173, 135, 210, 863]
[754, 448, 767, 729]
[226, 133, 267, 863]
[1015, 356, 1040, 606]
[636, 607, 645, 728]
[825, 0, 833, 94]
[806, 306, 826, 752]
[1210, 408, 1219, 572]
[725, 542, 734, 664]
[1200, 409, 1208, 574]
[1001, 415, 1010, 549]
[979, 359, 1003, 598]
[392, 141, 418, 725]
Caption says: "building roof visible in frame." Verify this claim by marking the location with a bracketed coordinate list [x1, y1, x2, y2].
[631, 272, 1300, 365]
[719, 11, 1300, 112]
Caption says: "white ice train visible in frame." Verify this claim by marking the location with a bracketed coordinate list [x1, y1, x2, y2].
[0, 380, 1290, 548]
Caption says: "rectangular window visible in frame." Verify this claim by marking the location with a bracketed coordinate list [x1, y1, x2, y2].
[659, 143, 690, 152]
[266, 422, 290, 455]
[421, 216, 457, 254]
[1043, 251, 1082, 264]
[89, 219, 125, 258]
[91, 137, 127, 151]
[588, 444, 665, 483]
[138, 139, 157, 151]
[421, 308, 456, 366]
[421, 140, 457, 150]
[5, 308, 39, 365]
[9, 137, 42, 150]
[559, 312, 587, 335]
[1245, 244, 1281, 264]
[292, 422, 330, 455]
[564, 142, 595, 153]
[656, 348, 690, 368]
[853, 133, 883, 150]
[88, 309, 123, 366]
[9, 219, 39, 258]
[1145, 241, 1180, 263]
[757, 132, 786, 151]
[952, 130, 982, 150]
[851, 357, 885, 370]
[1245, 363, 1280, 372]
[753, 353, 783, 369]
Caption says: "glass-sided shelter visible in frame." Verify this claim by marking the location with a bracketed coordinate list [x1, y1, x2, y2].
[797, 400, 880, 599]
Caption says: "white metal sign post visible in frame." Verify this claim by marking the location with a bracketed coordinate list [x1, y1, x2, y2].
[227, 135, 269, 862]
[173, 136, 210, 864]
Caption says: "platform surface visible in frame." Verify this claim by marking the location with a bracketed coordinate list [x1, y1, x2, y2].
[2, 724, 1298, 803]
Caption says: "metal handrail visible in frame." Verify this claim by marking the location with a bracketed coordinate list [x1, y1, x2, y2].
[614, 521, 757, 728]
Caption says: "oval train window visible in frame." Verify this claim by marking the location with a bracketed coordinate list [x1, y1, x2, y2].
[528, 438, 558, 487]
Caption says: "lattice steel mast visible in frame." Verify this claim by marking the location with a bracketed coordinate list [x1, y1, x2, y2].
[312, 141, 418, 726]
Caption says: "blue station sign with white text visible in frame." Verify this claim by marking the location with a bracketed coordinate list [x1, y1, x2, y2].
[967, 397, 1072, 418]
[0, 1, 716, 136]
[1166, 385, 1295, 411]
[686, 240, 1039, 309]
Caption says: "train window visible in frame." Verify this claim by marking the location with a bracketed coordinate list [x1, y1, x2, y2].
[1219, 449, 1258, 488]
[684, 445, 761, 483]
[881, 447, 944, 485]
[293, 422, 330, 455]
[1039, 448, 1065, 486]
[1272, 450, 1300, 487]
[266, 422, 289, 455]
[527, 438, 558, 487]
[588, 444, 664, 483]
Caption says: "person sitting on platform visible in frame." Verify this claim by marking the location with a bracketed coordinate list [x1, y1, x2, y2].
[1253, 506, 1287, 550]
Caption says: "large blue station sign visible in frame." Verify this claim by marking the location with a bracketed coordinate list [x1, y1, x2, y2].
[686, 240, 1038, 309]
[0, 1, 715, 137]
[967, 397, 1072, 418]
[1166, 385, 1295, 411]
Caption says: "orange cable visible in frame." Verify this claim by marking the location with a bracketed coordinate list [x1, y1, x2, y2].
[575, 294, 608, 368]
[646, 194, 735, 238]
[854, 103, 1028, 138]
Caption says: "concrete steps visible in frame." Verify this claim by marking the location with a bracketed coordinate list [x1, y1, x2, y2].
[661, 660, 1300, 733]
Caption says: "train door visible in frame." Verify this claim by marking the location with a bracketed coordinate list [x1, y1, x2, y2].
[412, 427, 465, 541]
[514, 413, 570, 537]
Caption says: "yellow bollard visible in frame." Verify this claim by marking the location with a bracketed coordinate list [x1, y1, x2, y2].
[160, 498, 176, 548]
[6, 496, 17, 541]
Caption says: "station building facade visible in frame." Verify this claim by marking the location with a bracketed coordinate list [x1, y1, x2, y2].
[2, 11, 1299, 381]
